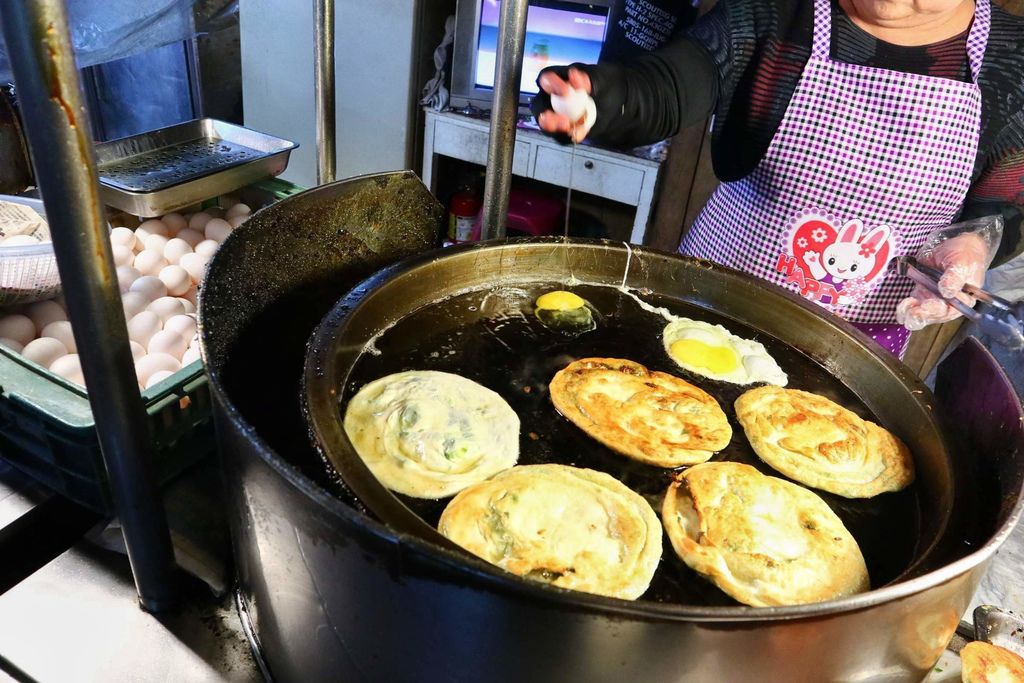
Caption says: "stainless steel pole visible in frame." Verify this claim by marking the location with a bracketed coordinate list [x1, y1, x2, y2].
[314, 0, 337, 185]
[0, 0, 178, 611]
[479, 0, 529, 240]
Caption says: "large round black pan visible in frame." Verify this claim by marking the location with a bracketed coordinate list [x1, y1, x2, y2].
[303, 237, 956, 607]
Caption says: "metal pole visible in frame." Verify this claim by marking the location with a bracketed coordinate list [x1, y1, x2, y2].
[313, 0, 337, 185]
[0, 0, 178, 612]
[480, 0, 529, 240]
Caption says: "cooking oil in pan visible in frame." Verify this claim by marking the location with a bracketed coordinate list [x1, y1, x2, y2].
[341, 283, 922, 606]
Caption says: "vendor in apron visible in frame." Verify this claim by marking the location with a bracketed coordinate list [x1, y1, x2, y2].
[533, 0, 1024, 357]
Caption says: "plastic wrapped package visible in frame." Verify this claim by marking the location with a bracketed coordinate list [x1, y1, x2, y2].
[0, 196, 60, 306]
[0, 0, 237, 83]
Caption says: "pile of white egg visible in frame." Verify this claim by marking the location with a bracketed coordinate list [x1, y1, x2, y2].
[0, 201, 251, 391]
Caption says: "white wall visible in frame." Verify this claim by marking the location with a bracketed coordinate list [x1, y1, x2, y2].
[240, 0, 419, 189]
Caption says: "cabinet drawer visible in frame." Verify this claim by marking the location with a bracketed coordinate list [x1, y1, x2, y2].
[533, 146, 644, 205]
[433, 121, 530, 177]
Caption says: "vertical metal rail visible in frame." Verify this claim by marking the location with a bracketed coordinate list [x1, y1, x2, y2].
[480, 0, 529, 240]
[313, 0, 337, 185]
[0, 0, 178, 611]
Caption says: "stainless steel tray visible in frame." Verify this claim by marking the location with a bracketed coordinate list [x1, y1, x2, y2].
[95, 119, 297, 217]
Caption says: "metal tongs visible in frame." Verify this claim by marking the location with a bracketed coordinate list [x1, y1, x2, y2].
[898, 256, 1024, 351]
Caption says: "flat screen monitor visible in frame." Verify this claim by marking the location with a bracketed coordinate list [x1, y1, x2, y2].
[451, 0, 615, 112]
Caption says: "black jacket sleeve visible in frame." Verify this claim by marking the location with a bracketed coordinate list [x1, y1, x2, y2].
[532, 2, 731, 148]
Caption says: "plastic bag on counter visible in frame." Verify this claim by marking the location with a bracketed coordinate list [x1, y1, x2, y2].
[0, 0, 237, 83]
[0, 196, 60, 306]
[898, 215, 1004, 330]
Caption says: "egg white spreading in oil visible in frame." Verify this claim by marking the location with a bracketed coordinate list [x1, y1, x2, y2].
[662, 318, 787, 386]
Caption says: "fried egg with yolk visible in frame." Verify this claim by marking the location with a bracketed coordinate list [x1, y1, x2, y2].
[534, 290, 595, 333]
[662, 318, 787, 386]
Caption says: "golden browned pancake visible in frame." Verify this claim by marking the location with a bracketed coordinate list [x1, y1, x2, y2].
[734, 386, 914, 499]
[961, 641, 1024, 683]
[549, 358, 732, 467]
[661, 461, 869, 607]
[438, 464, 662, 600]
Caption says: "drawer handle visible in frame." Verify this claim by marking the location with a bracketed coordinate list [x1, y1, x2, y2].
[583, 160, 594, 170]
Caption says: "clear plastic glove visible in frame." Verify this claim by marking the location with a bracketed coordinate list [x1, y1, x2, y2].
[534, 67, 596, 144]
[896, 216, 1004, 331]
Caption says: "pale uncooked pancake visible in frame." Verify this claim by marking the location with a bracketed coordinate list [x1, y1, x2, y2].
[343, 371, 519, 499]
[438, 464, 663, 600]
[734, 386, 914, 499]
[961, 641, 1024, 683]
[661, 461, 869, 607]
[549, 358, 732, 467]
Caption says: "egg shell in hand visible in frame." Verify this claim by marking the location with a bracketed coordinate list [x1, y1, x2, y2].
[0, 314, 35, 347]
[0, 337, 24, 353]
[175, 228, 205, 248]
[550, 87, 590, 122]
[110, 226, 137, 250]
[50, 354, 84, 387]
[145, 369, 176, 390]
[127, 311, 162, 347]
[135, 353, 181, 385]
[148, 329, 188, 359]
[26, 300, 66, 334]
[22, 337, 68, 368]
[147, 296, 187, 323]
[161, 213, 187, 233]
[134, 249, 168, 276]
[130, 276, 168, 302]
[40, 320, 76, 352]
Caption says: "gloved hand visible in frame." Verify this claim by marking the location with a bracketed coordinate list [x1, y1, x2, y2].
[896, 217, 1003, 331]
[531, 66, 595, 144]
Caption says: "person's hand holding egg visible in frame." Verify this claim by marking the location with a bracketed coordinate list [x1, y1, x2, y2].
[534, 67, 597, 144]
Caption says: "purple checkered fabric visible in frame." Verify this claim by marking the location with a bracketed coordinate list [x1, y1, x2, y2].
[681, 0, 989, 356]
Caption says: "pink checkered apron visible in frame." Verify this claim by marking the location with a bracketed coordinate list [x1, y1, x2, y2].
[681, 0, 990, 357]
